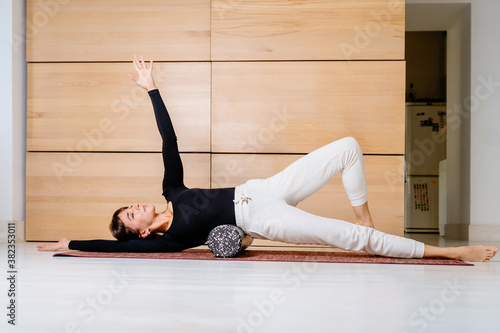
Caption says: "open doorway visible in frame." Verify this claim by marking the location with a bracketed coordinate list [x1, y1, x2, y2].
[405, 3, 471, 240]
[404, 31, 447, 234]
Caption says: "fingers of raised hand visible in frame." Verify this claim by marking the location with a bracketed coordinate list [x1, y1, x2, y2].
[132, 55, 153, 71]
[134, 55, 147, 69]
[133, 55, 141, 71]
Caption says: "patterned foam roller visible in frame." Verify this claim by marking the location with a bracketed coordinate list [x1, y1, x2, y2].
[207, 224, 254, 258]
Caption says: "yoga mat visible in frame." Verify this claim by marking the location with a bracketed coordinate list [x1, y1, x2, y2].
[54, 249, 473, 266]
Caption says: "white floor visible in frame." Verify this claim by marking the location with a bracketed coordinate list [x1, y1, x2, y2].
[1, 235, 499, 333]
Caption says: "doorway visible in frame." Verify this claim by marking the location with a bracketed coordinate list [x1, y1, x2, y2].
[405, 3, 471, 240]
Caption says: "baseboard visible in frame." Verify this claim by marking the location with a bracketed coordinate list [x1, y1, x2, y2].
[444, 224, 469, 241]
[469, 225, 500, 242]
[0, 221, 25, 243]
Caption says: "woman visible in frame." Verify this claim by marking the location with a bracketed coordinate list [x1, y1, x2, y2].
[38, 56, 498, 262]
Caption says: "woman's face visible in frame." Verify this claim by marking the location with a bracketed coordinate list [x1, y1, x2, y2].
[118, 203, 156, 237]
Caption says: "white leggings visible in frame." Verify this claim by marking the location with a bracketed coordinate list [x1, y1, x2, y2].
[234, 137, 425, 259]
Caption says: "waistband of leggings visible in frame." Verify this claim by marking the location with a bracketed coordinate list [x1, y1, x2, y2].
[234, 183, 250, 231]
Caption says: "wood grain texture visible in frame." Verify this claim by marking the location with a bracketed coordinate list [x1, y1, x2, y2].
[26, 153, 210, 241]
[27, 62, 210, 152]
[26, 0, 210, 62]
[212, 61, 405, 154]
[212, 154, 404, 237]
[211, 0, 404, 60]
[25, 0, 407, 246]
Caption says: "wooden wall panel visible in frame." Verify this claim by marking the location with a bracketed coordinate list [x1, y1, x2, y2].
[26, 0, 210, 62]
[25, 1, 406, 246]
[27, 62, 210, 152]
[26, 153, 210, 241]
[212, 154, 404, 239]
[211, 0, 404, 61]
[212, 61, 405, 154]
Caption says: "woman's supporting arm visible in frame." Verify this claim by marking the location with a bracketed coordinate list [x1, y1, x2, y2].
[37, 237, 185, 253]
[67, 238, 184, 252]
[36, 238, 70, 251]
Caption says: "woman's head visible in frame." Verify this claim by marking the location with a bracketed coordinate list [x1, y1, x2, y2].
[109, 204, 157, 240]
[109, 206, 139, 241]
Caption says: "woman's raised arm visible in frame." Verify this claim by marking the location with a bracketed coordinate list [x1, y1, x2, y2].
[129, 55, 185, 197]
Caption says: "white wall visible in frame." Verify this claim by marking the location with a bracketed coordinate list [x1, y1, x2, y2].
[408, 0, 500, 241]
[468, 0, 500, 241]
[12, 0, 26, 222]
[0, 1, 14, 222]
[446, 5, 471, 239]
[0, 0, 26, 223]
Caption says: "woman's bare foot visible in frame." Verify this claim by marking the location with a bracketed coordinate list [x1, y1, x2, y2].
[424, 244, 499, 262]
[454, 245, 499, 262]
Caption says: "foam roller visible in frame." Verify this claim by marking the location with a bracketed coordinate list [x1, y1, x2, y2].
[207, 224, 254, 258]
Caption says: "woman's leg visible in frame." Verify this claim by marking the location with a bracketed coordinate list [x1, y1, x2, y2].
[250, 203, 425, 258]
[248, 203, 498, 261]
[353, 202, 374, 228]
[262, 136, 374, 227]
[264, 137, 368, 208]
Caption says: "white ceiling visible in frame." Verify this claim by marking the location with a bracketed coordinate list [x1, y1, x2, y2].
[406, 3, 470, 31]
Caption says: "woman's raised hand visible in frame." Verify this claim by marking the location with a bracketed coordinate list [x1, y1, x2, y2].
[36, 238, 70, 252]
[129, 55, 157, 91]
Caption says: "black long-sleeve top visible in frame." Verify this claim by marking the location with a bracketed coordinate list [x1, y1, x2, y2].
[69, 89, 236, 252]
